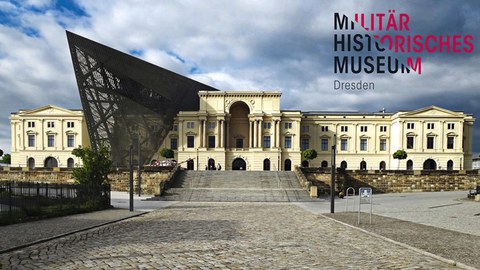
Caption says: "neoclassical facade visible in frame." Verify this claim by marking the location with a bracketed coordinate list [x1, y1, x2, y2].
[155, 91, 474, 171]
[10, 105, 90, 168]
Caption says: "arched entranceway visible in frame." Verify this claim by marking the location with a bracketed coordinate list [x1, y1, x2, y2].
[263, 159, 270, 171]
[44, 157, 58, 168]
[379, 161, 386, 170]
[208, 158, 215, 170]
[27, 157, 35, 169]
[321, 160, 328, 168]
[423, 159, 437, 170]
[447, 160, 454, 171]
[301, 160, 309, 167]
[232, 158, 246, 170]
[284, 159, 291, 171]
[187, 159, 194, 170]
[360, 161, 367, 170]
[340, 161, 347, 169]
[406, 160, 413, 170]
[67, 158, 75, 168]
[229, 101, 250, 149]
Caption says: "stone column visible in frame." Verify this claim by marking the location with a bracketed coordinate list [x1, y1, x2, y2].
[276, 121, 280, 148]
[258, 120, 262, 148]
[220, 120, 224, 148]
[178, 120, 184, 151]
[216, 120, 220, 148]
[202, 120, 206, 148]
[226, 120, 230, 148]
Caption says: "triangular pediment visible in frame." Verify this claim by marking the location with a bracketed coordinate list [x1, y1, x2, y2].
[19, 105, 80, 116]
[400, 106, 462, 118]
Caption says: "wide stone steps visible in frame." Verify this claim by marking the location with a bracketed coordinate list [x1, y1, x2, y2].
[151, 170, 314, 202]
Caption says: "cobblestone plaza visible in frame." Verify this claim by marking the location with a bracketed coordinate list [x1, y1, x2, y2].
[0, 202, 463, 269]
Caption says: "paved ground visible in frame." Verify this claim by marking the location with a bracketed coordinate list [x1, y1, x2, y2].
[0, 202, 463, 269]
[296, 191, 480, 236]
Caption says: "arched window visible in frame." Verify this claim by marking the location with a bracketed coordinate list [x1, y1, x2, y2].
[301, 160, 309, 168]
[186, 159, 194, 170]
[233, 158, 246, 170]
[67, 158, 75, 168]
[447, 160, 453, 171]
[321, 160, 328, 168]
[360, 161, 367, 170]
[379, 161, 386, 170]
[27, 157, 35, 169]
[406, 160, 413, 170]
[340, 161, 347, 169]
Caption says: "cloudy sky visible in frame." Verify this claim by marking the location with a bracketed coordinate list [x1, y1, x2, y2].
[0, 0, 479, 156]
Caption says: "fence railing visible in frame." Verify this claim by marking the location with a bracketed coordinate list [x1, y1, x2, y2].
[0, 181, 110, 219]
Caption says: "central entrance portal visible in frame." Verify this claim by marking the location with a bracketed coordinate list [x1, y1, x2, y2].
[232, 158, 246, 170]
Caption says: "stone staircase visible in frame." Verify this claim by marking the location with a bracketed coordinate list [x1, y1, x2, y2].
[151, 170, 314, 202]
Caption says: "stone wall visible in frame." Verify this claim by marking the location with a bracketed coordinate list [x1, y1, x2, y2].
[0, 167, 173, 195]
[302, 168, 480, 194]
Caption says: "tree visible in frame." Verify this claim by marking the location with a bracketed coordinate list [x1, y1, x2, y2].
[159, 148, 174, 159]
[72, 145, 112, 198]
[0, 154, 11, 164]
[302, 149, 318, 161]
[393, 149, 408, 169]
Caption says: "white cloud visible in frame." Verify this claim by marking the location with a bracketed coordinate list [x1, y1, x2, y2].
[0, 0, 479, 155]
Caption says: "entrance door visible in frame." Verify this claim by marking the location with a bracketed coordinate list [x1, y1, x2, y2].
[208, 158, 215, 170]
[44, 157, 58, 168]
[232, 158, 246, 170]
[284, 159, 291, 171]
[423, 159, 436, 170]
[187, 159, 194, 170]
[263, 159, 270, 171]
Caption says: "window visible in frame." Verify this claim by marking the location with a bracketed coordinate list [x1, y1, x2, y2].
[28, 135, 35, 147]
[208, 136, 215, 148]
[380, 139, 387, 151]
[427, 123, 435, 129]
[380, 126, 387, 132]
[264, 136, 271, 148]
[67, 135, 74, 148]
[341, 126, 348, 132]
[301, 138, 309, 150]
[67, 121, 75, 128]
[263, 122, 271, 129]
[47, 121, 55, 128]
[47, 135, 55, 147]
[208, 122, 216, 129]
[172, 125, 178, 131]
[447, 136, 454, 149]
[284, 136, 292, 149]
[301, 125, 309, 132]
[360, 126, 368, 132]
[170, 138, 178, 150]
[284, 122, 292, 129]
[321, 126, 329, 132]
[27, 121, 35, 128]
[360, 139, 367, 151]
[407, 123, 415, 129]
[236, 138, 243, 148]
[407, 136, 414, 149]
[187, 122, 195, 129]
[321, 138, 329, 151]
[187, 135, 194, 148]
[447, 123, 455, 130]
[340, 139, 348, 151]
[427, 136, 434, 149]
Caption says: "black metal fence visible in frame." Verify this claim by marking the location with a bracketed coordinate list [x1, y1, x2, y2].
[0, 181, 110, 220]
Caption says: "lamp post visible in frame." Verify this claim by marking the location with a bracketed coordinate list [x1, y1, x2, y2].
[330, 134, 337, 214]
[129, 144, 134, 212]
[137, 134, 141, 197]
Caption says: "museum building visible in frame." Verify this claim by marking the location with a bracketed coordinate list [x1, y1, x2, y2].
[155, 91, 475, 171]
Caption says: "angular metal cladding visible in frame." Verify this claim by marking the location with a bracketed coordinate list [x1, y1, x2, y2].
[66, 31, 217, 167]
